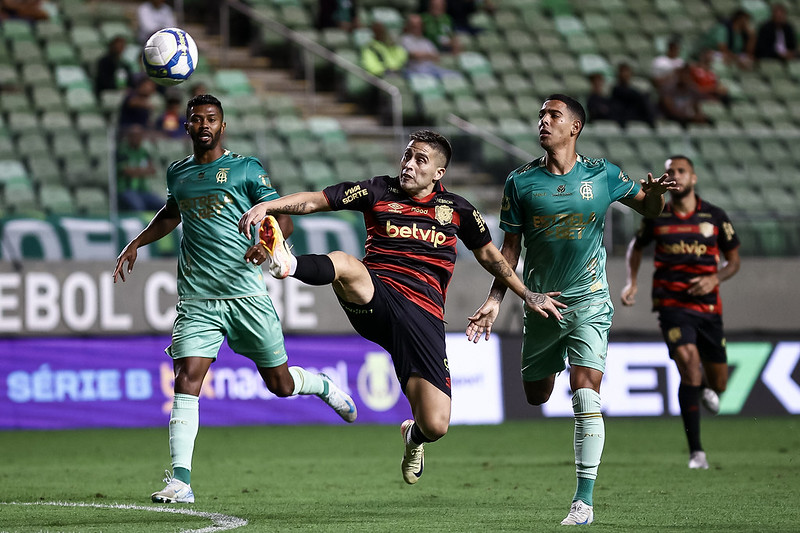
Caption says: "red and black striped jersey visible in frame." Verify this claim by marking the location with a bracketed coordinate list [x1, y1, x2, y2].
[633, 196, 739, 315]
[323, 175, 493, 320]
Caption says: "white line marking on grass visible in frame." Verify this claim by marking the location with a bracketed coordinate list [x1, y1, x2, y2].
[0, 501, 248, 532]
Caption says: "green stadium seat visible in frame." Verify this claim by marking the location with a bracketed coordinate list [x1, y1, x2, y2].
[0, 91, 32, 113]
[70, 26, 103, 47]
[308, 116, 347, 145]
[32, 87, 65, 112]
[696, 138, 731, 161]
[301, 159, 337, 189]
[457, 51, 493, 77]
[286, 136, 322, 159]
[503, 30, 536, 53]
[6, 111, 39, 135]
[275, 115, 313, 142]
[440, 72, 473, 98]
[55, 65, 91, 90]
[418, 93, 454, 123]
[26, 158, 62, 186]
[21, 63, 53, 86]
[0, 159, 29, 184]
[45, 42, 80, 66]
[0, 64, 20, 87]
[52, 136, 85, 159]
[40, 111, 74, 136]
[214, 69, 254, 96]
[73, 186, 110, 217]
[99, 21, 134, 43]
[493, 10, 524, 30]
[501, 73, 535, 97]
[476, 32, 507, 55]
[725, 138, 760, 165]
[40, 184, 76, 216]
[370, 6, 404, 31]
[0, 137, 14, 160]
[578, 54, 612, 76]
[2, 180, 39, 216]
[754, 139, 792, 163]
[2, 19, 35, 41]
[408, 72, 445, 98]
[267, 157, 302, 185]
[517, 52, 547, 71]
[454, 95, 490, 121]
[11, 41, 45, 65]
[485, 94, 516, 120]
[486, 51, 518, 76]
[470, 72, 501, 95]
[566, 33, 597, 54]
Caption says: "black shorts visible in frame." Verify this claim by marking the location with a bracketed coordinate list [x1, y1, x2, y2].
[658, 309, 727, 364]
[337, 269, 451, 397]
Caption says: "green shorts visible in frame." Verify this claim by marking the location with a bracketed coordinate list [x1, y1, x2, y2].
[521, 299, 613, 382]
[167, 295, 288, 368]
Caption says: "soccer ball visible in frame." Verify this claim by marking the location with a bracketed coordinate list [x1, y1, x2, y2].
[142, 28, 199, 86]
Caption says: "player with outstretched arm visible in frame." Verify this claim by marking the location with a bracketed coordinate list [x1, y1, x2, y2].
[113, 94, 356, 504]
[466, 95, 678, 526]
[238, 130, 565, 486]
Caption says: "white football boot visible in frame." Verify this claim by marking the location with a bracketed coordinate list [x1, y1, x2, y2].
[400, 419, 424, 484]
[701, 387, 720, 415]
[689, 450, 709, 470]
[318, 373, 357, 423]
[560, 500, 594, 525]
[151, 471, 195, 503]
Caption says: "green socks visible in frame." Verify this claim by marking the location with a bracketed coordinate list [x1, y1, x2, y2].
[288, 366, 325, 395]
[572, 388, 605, 506]
[169, 393, 199, 484]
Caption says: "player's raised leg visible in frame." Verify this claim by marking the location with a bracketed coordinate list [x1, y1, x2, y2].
[258, 363, 357, 423]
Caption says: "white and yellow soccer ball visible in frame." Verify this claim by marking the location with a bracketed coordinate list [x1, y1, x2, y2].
[142, 28, 199, 86]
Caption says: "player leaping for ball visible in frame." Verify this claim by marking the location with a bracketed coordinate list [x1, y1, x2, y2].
[113, 94, 356, 505]
[239, 130, 565, 485]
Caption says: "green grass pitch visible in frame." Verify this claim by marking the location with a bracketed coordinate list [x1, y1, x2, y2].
[1, 417, 798, 532]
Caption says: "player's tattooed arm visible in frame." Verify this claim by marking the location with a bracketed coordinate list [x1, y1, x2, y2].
[239, 191, 330, 238]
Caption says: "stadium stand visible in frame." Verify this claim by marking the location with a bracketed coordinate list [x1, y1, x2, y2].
[1, 0, 798, 256]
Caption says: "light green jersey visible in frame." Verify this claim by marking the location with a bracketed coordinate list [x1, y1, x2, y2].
[500, 155, 640, 307]
[166, 150, 279, 299]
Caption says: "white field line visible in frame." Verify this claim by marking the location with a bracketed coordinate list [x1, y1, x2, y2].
[0, 501, 248, 533]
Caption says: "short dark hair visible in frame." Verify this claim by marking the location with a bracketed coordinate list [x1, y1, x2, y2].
[186, 94, 224, 119]
[545, 94, 586, 134]
[409, 129, 452, 168]
[666, 154, 694, 169]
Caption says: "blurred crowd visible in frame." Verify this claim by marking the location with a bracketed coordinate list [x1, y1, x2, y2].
[586, 3, 797, 129]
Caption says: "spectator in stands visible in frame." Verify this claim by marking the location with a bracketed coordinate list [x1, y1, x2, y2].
[689, 48, 730, 106]
[651, 37, 685, 89]
[418, 0, 495, 35]
[316, 0, 359, 31]
[658, 65, 711, 127]
[95, 36, 133, 97]
[361, 21, 408, 78]
[610, 63, 656, 128]
[0, 0, 48, 20]
[119, 74, 158, 133]
[155, 95, 185, 138]
[585, 72, 613, 123]
[400, 13, 455, 78]
[698, 9, 755, 69]
[421, 0, 462, 54]
[755, 3, 797, 62]
[116, 124, 164, 212]
[137, 0, 177, 43]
